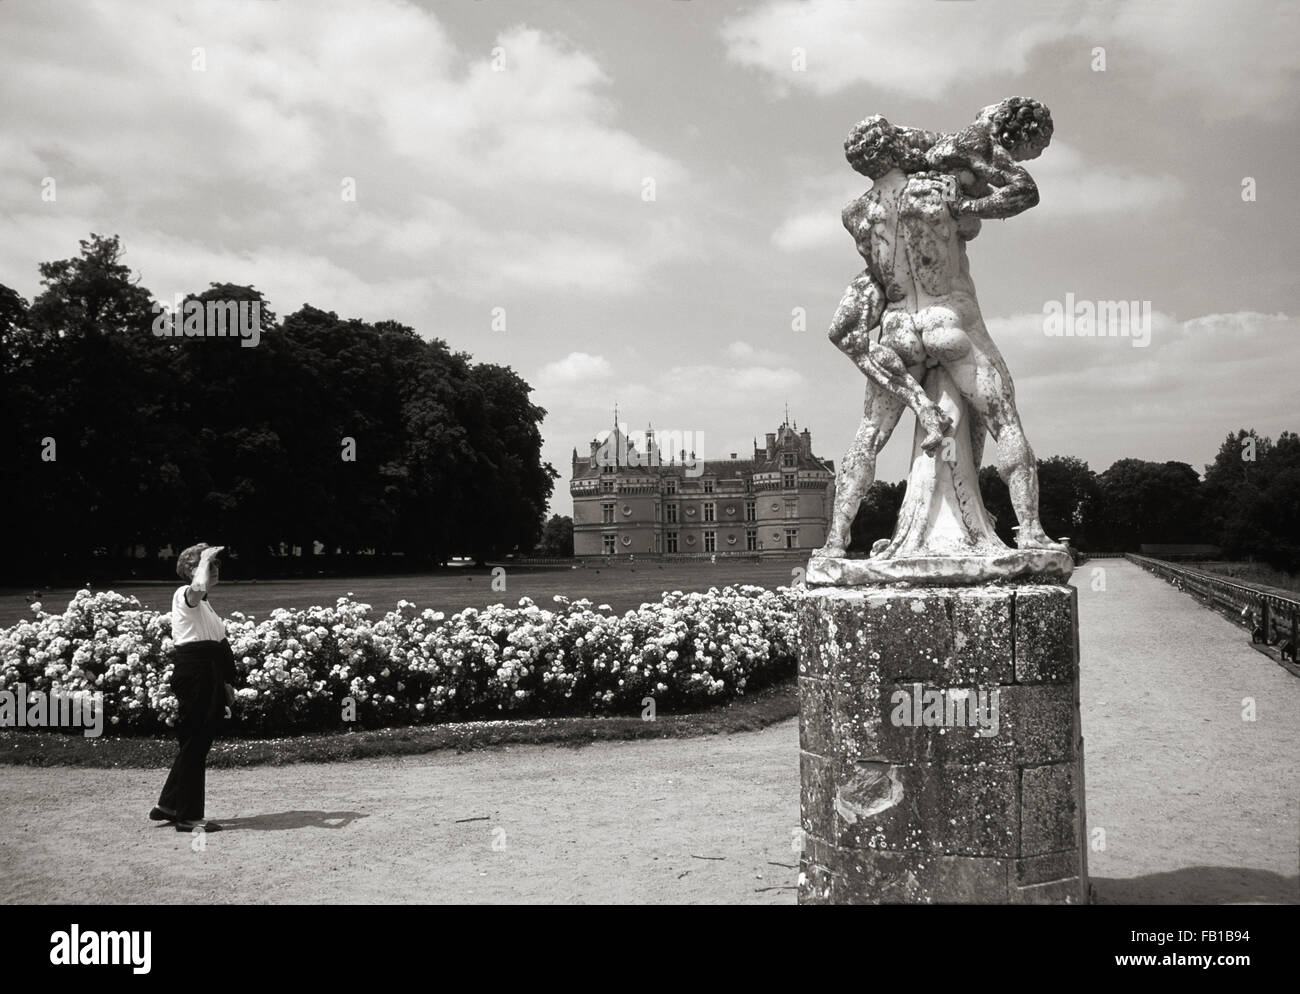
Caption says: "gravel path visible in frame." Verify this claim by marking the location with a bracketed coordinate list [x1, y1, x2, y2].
[1076, 559, 1297, 904]
[2, 560, 1296, 903]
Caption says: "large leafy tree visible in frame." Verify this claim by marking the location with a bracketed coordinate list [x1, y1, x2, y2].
[848, 480, 906, 553]
[1094, 459, 1203, 551]
[20, 235, 178, 572]
[1203, 429, 1300, 572]
[459, 363, 557, 563]
[1037, 456, 1101, 549]
[2, 235, 558, 582]
[534, 515, 574, 557]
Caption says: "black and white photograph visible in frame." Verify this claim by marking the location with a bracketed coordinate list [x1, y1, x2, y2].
[0, 0, 1295, 959]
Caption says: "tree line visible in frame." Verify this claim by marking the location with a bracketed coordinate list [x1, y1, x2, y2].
[0, 235, 557, 583]
[850, 434, 1300, 574]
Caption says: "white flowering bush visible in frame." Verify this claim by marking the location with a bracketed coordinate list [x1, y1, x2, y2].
[0, 585, 798, 735]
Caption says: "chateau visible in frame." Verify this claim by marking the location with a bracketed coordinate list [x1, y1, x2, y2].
[570, 417, 835, 557]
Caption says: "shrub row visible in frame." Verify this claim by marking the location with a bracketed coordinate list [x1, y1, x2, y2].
[0, 585, 799, 736]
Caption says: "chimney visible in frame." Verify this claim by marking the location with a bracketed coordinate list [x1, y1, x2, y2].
[801, 428, 811, 455]
[766, 432, 776, 458]
[730, 452, 737, 460]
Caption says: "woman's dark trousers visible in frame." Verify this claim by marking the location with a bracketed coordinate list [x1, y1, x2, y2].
[157, 640, 231, 820]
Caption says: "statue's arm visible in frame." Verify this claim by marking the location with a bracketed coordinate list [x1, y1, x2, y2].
[841, 193, 871, 235]
[894, 125, 941, 165]
[958, 147, 1040, 220]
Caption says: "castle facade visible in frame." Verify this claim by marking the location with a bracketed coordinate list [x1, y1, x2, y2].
[570, 418, 834, 557]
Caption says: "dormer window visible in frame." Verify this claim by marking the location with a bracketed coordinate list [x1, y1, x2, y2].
[783, 452, 796, 467]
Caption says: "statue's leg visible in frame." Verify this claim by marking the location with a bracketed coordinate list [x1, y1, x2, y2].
[818, 383, 905, 557]
[830, 274, 952, 453]
[940, 323, 1066, 552]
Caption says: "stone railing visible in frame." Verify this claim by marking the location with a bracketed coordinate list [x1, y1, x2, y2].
[1126, 553, 1298, 656]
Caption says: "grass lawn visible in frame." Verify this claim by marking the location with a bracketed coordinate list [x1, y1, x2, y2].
[0, 559, 804, 628]
[1193, 560, 1300, 598]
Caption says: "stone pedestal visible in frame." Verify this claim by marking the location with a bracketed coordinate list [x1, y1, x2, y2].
[796, 583, 1088, 904]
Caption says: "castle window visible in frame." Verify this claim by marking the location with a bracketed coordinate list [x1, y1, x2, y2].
[785, 528, 799, 549]
[703, 502, 715, 523]
[666, 503, 678, 523]
[703, 479, 714, 493]
[602, 502, 615, 524]
[746, 529, 757, 551]
[601, 480, 614, 493]
[783, 473, 796, 489]
[666, 532, 678, 553]
[664, 478, 677, 494]
[745, 499, 756, 521]
[603, 534, 616, 554]
[783, 452, 796, 467]
[704, 530, 716, 553]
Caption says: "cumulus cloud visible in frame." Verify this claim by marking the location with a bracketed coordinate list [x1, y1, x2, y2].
[724, 340, 794, 366]
[1029, 143, 1184, 218]
[722, 0, 1079, 100]
[538, 352, 615, 388]
[721, 0, 1299, 120]
[0, 0, 691, 309]
[991, 309, 1297, 467]
[769, 141, 1182, 252]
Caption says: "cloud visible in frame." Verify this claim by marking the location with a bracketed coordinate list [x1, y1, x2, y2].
[0, 0, 692, 309]
[721, 0, 1086, 100]
[724, 340, 794, 366]
[768, 168, 862, 252]
[538, 352, 614, 387]
[989, 308, 1297, 468]
[768, 141, 1182, 252]
[1029, 144, 1184, 218]
[721, 0, 1300, 120]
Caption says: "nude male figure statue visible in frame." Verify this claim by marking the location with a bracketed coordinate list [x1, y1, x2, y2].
[820, 97, 1067, 558]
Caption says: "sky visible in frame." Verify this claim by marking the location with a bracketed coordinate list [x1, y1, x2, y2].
[1, 0, 1297, 516]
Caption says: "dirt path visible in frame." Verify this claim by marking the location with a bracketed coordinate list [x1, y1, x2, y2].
[1076, 559, 1298, 903]
[1, 560, 1295, 903]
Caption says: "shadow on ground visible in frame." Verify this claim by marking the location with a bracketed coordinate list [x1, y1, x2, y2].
[212, 810, 368, 831]
[1094, 867, 1299, 904]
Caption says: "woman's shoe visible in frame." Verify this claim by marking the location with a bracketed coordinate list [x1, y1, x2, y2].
[175, 819, 222, 832]
[149, 806, 178, 822]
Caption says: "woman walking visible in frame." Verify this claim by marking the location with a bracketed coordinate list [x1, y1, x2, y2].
[150, 543, 237, 832]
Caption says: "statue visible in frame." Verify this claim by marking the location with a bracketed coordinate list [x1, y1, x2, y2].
[809, 98, 1073, 585]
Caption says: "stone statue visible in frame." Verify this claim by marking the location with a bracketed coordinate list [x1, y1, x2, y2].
[810, 98, 1073, 585]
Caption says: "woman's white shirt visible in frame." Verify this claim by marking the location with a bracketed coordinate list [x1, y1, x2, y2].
[171, 585, 226, 644]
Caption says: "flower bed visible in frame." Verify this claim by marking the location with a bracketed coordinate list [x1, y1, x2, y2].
[0, 586, 799, 736]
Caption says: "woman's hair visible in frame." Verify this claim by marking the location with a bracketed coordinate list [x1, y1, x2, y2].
[176, 542, 214, 582]
[983, 96, 1053, 161]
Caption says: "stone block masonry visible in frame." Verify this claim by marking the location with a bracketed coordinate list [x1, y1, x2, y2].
[796, 583, 1088, 904]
